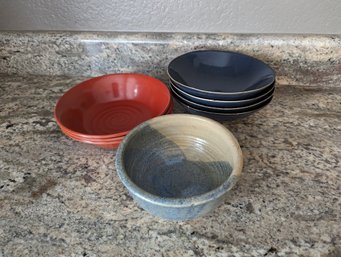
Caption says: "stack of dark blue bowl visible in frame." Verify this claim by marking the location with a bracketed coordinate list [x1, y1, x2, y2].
[167, 50, 276, 121]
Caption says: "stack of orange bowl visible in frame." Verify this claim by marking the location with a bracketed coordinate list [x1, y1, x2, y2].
[54, 73, 172, 149]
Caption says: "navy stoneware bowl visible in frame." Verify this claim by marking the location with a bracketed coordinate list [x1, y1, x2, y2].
[174, 95, 273, 121]
[168, 50, 275, 100]
[170, 80, 275, 108]
[115, 114, 243, 220]
[171, 82, 275, 112]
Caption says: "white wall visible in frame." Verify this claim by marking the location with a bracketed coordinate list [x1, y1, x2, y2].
[0, 0, 340, 34]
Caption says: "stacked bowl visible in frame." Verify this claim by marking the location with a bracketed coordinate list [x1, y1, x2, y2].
[54, 74, 172, 149]
[167, 50, 276, 121]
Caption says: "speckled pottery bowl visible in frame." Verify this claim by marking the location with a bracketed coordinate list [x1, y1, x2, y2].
[115, 114, 243, 220]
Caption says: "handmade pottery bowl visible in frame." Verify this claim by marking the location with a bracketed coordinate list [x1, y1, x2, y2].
[115, 114, 243, 220]
[170, 80, 275, 108]
[168, 50, 275, 100]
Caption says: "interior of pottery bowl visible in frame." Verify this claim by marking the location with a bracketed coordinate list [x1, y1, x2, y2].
[122, 116, 239, 198]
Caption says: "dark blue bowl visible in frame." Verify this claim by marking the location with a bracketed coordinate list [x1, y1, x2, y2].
[170, 80, 275, 108]
[173, 93, 273, 121]
[168, 50, 275, 100]
[171, 83, 274, 113]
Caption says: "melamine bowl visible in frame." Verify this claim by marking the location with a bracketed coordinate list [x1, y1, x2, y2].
[115, 114, 243, 220]
[168, 50, 275, 100]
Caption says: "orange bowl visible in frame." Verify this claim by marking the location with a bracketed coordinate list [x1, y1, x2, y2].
[59, 97, 174, 141]
[55, 73, 171, 139]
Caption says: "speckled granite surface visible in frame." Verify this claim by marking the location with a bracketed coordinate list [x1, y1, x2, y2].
[0, 75, 340, 257]
[0, 32, 340, 86]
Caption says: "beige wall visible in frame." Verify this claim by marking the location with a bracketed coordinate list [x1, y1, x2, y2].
[0, 0, 340, 34]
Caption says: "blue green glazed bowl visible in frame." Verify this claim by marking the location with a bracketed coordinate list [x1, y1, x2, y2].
[115, 114, 243, 220]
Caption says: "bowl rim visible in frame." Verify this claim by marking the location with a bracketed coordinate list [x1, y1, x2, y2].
[62, 130, 125, 143]
[177, 95, 273, 116]
[167, 49, 276, 96]
[170, 79, 275, 104]
[115, 114, 243, 208]
[54, 73, 171, 138]
[171, 83, 275, 112]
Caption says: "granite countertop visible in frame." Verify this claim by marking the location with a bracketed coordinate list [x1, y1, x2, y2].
[0, 74, 340, 257]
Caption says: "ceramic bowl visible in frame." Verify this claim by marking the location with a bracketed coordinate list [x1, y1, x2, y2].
[168, 50, 275, 100]
[54, 73, 171, 139]
[175, 95, 273, 121]
[170, 80, 275, 108]
[61, 126, 122, 149]
[171, 83, 274, 113]
[59, 99, 174, 142]
[58, 99, 174, 149]
[88, 141, 121, 150]
[115, 114, 243, 220]
[61, 128, 124, 143]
